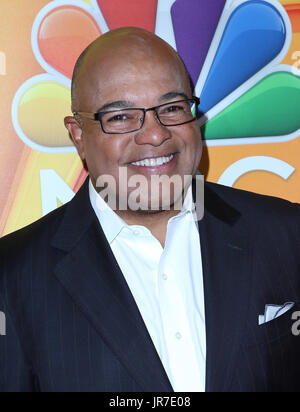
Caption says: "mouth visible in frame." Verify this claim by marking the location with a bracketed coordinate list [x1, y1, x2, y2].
[129, 153, 176, 167]
[127, 153, 178, 174]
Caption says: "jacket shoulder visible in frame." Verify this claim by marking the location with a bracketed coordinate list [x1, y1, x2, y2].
[205, 181, 300, 222]
[0, 204, 67, 263]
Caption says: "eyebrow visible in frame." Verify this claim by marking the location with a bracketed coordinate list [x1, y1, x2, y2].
[96, 91, 190, 113]
[97, 100, 134, 113]
[159, 91, 190, 102]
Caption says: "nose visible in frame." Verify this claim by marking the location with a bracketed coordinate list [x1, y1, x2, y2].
[134, 110, 171, 146]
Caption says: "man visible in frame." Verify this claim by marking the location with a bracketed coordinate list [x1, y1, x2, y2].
[1, 28, 300, 392]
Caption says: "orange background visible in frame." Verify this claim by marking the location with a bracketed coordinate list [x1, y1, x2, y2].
[0, 0, 299, 237]
[0, 0, 84, 236]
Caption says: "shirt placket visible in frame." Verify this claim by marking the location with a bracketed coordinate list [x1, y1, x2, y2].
[157, 218, 205, 392]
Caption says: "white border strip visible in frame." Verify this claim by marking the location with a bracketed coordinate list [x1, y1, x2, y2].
[90, 0, 110, 32]
[155, 0, 177, 50]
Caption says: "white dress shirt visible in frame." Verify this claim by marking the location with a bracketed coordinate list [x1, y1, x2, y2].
[89, 179, 206, 392]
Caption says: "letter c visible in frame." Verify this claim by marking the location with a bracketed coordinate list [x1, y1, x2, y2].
[218, 156, 295, 187]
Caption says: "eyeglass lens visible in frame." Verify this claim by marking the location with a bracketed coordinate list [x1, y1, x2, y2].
[101, 100, 197, 133]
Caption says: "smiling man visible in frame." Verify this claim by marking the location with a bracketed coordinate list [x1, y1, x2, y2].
[1, 28, 300, 393]
[65, 28, 203, 247]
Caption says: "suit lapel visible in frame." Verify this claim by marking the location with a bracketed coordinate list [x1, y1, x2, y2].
[52, 178, 251, 393]
[52, 180, 173, 392]
[195, 183, 252, 392]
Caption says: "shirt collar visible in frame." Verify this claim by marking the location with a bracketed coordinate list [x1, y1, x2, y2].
[175, 182, 196, 219]
[89, 179, 127, 244]
[89, 178, 196, 244]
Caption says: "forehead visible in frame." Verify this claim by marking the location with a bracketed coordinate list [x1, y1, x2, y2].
[77, 43, 190, 109]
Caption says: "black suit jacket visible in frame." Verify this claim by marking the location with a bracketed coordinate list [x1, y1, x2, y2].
[1, 178, 300, 392]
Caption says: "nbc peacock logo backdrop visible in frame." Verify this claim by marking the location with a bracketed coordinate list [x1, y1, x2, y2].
[0, 0, 300, 236]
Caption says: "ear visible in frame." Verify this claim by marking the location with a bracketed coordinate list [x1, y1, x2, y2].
[64, 116, 85, 160]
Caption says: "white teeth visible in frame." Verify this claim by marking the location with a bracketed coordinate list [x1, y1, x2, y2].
[131, 154, 174, 167]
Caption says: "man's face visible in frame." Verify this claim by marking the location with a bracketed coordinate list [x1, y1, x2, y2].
[66, 38, 203, 211]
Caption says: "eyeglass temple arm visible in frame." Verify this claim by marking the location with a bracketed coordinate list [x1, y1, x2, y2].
[73, 112, 98, 120]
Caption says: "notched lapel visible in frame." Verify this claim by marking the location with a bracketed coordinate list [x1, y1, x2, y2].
[52, 180, 173, 392]
[198, 183, 252, 392]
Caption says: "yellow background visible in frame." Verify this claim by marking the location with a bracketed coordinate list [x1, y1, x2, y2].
[0, 0, 299, 237]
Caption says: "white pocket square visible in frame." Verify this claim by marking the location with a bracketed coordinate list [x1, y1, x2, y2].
[258, 302, 295, 326]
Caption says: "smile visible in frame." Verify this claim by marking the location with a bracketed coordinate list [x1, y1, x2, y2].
[131, 154, 175, 167]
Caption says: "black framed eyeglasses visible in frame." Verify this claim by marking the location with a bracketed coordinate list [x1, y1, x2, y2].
[73, 97, 200, 134]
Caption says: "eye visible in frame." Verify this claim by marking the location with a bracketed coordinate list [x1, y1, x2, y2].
[107, 114, 129, 123]
[165, 105, 184, 113]
[159, 104, 186, 117]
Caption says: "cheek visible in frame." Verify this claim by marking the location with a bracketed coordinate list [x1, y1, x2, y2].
[180, 125, 202, 155]
[178, 126, 203, 172]
[190, 125, 202, 152]
[192, 132, 203, 169]
[194, 129, 203, 156]
[84, 132, 126, 171]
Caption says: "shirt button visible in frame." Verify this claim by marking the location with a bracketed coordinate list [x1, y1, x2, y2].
[162, 273, 168, 280]
[175, 332, 182, 340]
[133, 229, 140, 236]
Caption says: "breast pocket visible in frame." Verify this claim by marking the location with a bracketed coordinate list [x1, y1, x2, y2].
[243, 301, 300, 349]
[234, 302, 300, 392]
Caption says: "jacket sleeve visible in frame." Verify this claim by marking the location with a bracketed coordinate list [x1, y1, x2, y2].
[0, 290, 38, 392]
